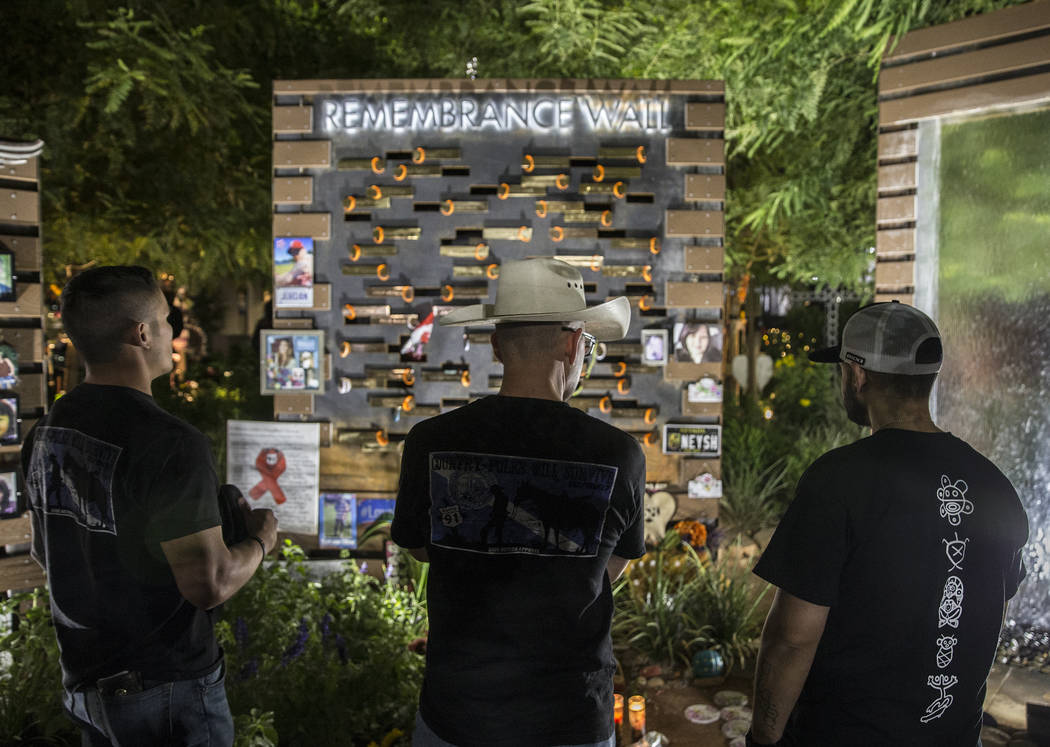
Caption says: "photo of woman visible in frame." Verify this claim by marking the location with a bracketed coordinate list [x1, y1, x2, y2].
[260, 331, 324, 394]
[0, 396, 18, 445]
[673, 322, 723, 364]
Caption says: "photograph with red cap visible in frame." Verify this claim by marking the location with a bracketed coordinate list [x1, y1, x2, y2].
[273, 236, 314, 308]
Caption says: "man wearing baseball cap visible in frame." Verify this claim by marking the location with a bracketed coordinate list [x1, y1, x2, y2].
[392, 257, 646, 746]
[748, 301, 1029, 746]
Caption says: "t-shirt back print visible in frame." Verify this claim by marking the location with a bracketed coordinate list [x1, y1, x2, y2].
[428, 451, 616, 557]
[27, 426, 121, 535]
[921, 474, 972, 725]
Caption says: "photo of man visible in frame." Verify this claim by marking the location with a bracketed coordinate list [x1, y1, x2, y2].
[319, 492, 357, 549]
[273, 237, 314, 308]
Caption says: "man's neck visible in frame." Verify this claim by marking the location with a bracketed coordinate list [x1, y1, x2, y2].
[868, 401, 941, 434]
[497, 368, 566, 402]
[83, 361, 155, 397]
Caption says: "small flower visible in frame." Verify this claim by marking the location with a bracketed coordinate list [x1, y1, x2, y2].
[280, 617, 310, 668]
[799, 398, 812, 407]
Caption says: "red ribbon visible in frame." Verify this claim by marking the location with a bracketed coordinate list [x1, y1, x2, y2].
[250, 448, 288, 505]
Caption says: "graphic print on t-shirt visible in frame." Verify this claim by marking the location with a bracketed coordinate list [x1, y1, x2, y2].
[428, 451, 616, 557]
[921, 474, 973, 726]
[27, 426, 121, 534]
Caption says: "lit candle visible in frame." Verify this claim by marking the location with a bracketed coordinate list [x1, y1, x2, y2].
[628, 695, 646, 735]
[614, 693, 624, 725]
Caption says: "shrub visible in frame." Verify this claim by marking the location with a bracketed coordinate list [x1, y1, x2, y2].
[217, 543, 427, 746]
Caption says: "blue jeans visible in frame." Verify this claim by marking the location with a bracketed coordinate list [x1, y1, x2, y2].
[413, 711, 615, 747]
[64, 660, 233, 747]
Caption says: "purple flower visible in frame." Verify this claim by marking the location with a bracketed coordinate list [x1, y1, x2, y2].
[335, 633, 348, 665]
[321, 613, 332, 645]
[233, 617, 249, 650]
[705, 522, 725, 551]
[280, 617, 310, 668]
[360, 561, 369, 574]
[238, 657, 259, 680]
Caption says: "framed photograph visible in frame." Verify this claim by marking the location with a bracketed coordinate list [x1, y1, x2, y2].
[0, 245, 15, 303]
[319, 492, 357, 548]
[0, 471, 18, 518]
[273, 237, 314, 309]
[260, 330, 324, 394]
[0, 393, 18, 446]
[663, 423, 721, 457]
[687, 376, 723, 404]
[640, 329, 668, 366]
[0, 342, 19, 389]
[672, 322, 723, 364]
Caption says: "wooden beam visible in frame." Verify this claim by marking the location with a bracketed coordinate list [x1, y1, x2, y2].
[878, 162, 917, 193]
[273, 105, 313, 134]
[1, 188, 39, 224]
[273, 140, 331, 169]
[879, 71, 1050, 125]
[683, 246, 725, 273]
[273, 212, 330, 239]
[666, 138, 725, 167]
[884, 1, 1050, 63]
[874, 260, 915, 289]
[684, 102, 725, 131]
[273, 177, 313, 205]
[881, 36, 1050, 96]
[274, 78, 725, 96]
[665, 210, 724, 238]
[684, 173, 725, 201]
[876, 228, 915, 257]
[665, 281, 723, 309]
[876, 195, 916, 224]
[878, 129, 918, 161]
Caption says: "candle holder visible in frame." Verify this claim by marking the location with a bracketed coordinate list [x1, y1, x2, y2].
[613, 693, 624, 726]
[628, 695, 645, 739]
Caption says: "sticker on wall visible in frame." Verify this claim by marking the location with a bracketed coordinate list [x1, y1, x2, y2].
[687, 376, 723, 403]
[663, 424, 721, 457]
[274, 237, 314, 309]
[688, 471, 722, 498]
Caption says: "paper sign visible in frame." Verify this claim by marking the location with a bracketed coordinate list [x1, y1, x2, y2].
[227, 420, 320, 534]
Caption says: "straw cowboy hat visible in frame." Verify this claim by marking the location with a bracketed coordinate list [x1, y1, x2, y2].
[438, 257, 631, 341]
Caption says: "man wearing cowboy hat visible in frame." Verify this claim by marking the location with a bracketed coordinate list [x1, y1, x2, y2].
[393, 257, 646, 747]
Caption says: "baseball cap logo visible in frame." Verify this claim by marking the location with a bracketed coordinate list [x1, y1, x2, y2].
[844, 351, 866, 365]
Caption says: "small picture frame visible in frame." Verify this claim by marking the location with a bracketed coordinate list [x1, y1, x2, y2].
[0, 393, 19, 446]
[640, 329, 668, 366]
[0, 471, 18, 518]
[672, 322, 723, 364]
[260, 330, 325, 394]
[0, 342, 19, 389]
[273, 237, 314, 309]
[319, 492, 357, 549]
[0, 245, 16, 303]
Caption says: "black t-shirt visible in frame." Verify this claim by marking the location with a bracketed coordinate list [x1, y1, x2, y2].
[754, 429, 1029, 746]
[22, 383, 222, 690]
[392, 395, 646, 747]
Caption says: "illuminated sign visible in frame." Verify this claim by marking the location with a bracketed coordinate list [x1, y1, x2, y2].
[321, 95, 671, 134]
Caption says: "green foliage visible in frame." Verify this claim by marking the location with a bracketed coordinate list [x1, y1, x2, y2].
[685, 542, 771, 674]
[217, 543, 426, 746]
[233, 709, 279, 747]
[0, 590, 77, 744]
[719, 454, 789, 549]
[612, 535, 769, 674]
[520, 0, 651, 76]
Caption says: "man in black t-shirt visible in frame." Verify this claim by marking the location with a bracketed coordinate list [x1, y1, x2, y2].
[392, 258, 646, 747]
[23, 266, 278, 746]
[748, 301, 1029, 747]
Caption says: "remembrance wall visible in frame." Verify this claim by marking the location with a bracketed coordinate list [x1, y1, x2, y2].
[269, 79, 728, 546]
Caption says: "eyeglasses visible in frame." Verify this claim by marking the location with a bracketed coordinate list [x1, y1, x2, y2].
[563, 327, 597, 358]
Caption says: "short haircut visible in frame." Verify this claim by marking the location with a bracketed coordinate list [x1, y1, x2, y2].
[863, 370, 938, 400]
[61, 266, 160, 365]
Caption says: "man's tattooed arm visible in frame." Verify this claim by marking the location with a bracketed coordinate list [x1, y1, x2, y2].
[750, 589, 830, 744]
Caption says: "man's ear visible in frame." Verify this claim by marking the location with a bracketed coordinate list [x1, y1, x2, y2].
[125, 321, 150, 350]
[565, 328, 582, 365]
[490, 331, 503, 363]
[849, 361, 867, 391]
